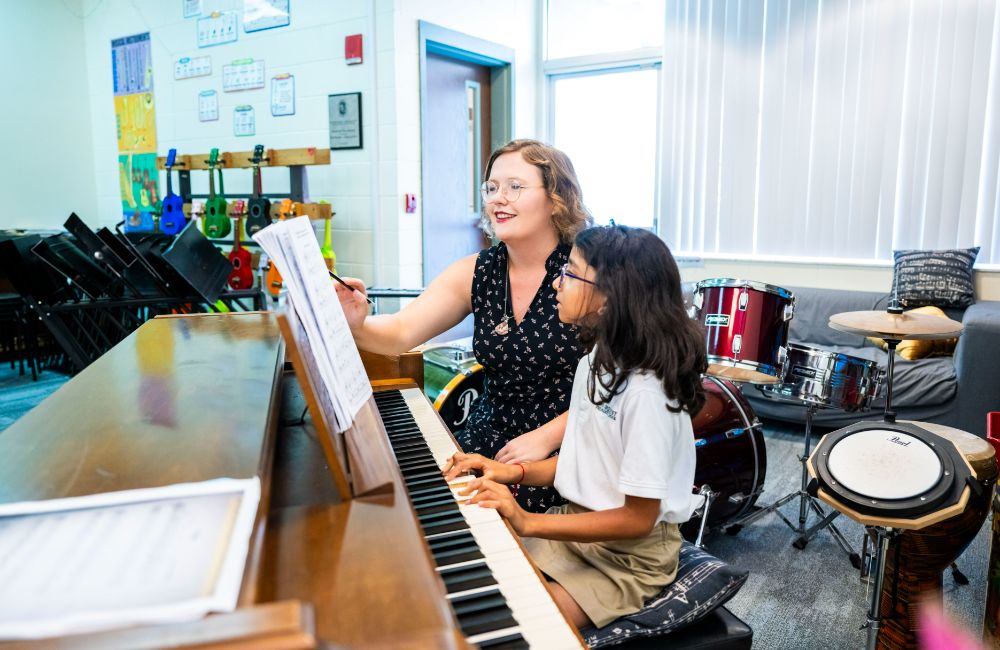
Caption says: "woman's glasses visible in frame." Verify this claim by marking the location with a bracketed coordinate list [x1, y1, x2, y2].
[480, 180, 541, 203]
[558, 263, 597, 289]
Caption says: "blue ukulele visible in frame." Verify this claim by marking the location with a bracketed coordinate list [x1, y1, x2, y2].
[160, 149, 185, 235]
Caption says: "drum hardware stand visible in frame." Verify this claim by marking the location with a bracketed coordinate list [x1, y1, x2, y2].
[860, 526, 898, 650]
[692, 485, 716, 548]
[726, 405, 861, 568]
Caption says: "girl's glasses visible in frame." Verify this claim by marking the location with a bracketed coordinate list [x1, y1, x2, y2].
[480, 180, 541, 203]
[558, 264, 597, 289]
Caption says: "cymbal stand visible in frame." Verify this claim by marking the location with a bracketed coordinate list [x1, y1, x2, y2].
[881, 337, 900, 423]
[728, 404, 860, 568]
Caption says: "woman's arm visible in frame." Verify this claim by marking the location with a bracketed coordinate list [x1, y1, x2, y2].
[333, 253, 477, 355]
[495, 411, 569, 464]
[467, 480, 660, 541]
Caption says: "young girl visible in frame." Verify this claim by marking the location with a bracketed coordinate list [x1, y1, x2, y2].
[443, 225, 707, 630]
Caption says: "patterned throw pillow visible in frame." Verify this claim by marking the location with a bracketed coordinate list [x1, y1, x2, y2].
[891, 248, 980, 308]
[581, 542, 749, 648]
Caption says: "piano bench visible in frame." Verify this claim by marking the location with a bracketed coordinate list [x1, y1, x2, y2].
[614, 606, 753, 650]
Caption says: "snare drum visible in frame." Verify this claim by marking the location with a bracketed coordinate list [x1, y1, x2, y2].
[423, 344, 484, 433]
[808, 421, 997, 649]
[693, 278, 794, 384]
[762, 343, 884, 411]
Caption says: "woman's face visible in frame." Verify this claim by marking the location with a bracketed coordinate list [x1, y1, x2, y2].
[552, 246, 605, 324]
[484, 152, 557, 244]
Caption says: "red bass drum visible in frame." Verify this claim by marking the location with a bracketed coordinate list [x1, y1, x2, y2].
[682, 376, 767, 538]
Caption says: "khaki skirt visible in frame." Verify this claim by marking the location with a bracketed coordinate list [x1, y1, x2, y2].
[522, 502, 682, 628]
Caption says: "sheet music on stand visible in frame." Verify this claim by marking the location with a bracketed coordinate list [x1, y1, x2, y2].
[253, 217, 371, 432]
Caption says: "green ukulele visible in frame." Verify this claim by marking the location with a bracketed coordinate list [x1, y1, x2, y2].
[203, 148, 231, 239]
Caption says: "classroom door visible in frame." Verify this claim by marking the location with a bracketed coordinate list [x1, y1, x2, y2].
[422, 52, 492, 288]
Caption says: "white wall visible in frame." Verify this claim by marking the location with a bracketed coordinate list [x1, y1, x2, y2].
[0, 0, 97, 229]
[360, 0, 542, 287]
[75, 0, 541, 285]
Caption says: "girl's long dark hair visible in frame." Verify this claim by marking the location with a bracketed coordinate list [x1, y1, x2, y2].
[575, 226, 707, 415]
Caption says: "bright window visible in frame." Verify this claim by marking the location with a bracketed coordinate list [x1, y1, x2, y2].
[551, 68, 659, 228]
[546, 0, 664, 60]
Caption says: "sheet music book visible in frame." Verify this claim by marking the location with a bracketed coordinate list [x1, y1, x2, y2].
[0, 478, 260, 640]
[253, 217, 372, 432]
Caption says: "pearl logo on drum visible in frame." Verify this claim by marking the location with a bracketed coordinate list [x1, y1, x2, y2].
[888, 435, 911, 447]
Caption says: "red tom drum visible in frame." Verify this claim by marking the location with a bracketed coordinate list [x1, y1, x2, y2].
[693, 278, 795, 384]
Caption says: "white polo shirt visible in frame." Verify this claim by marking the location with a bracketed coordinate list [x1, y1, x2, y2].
[553, 352, 697, 524]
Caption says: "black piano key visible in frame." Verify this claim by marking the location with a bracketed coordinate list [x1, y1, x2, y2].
[409, 487, 455, 503]
[417, 502, 461, 517]
[428, 531, 475, 551]
[440, 563, 498, 593]
[457, 608, 519, 638]
[422, 517, 470, 536]
[401, 467, 443, 481]
[451, 591, 508, 616]
[432, 546, 484, 567]
[418, 507, 465, 526]
[476, 633, 530, 649]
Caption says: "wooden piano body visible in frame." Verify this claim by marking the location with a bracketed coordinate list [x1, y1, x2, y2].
[0, 312, 581, 649]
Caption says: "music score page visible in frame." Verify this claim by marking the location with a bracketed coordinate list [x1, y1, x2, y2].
[0, 477, 260, 640]
[253, 216, 372, 432]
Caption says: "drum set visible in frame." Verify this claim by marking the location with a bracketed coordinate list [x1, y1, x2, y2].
[692, 278, 995, 650]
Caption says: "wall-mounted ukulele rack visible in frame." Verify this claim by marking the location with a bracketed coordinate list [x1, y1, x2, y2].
[155, 146, 333, 220]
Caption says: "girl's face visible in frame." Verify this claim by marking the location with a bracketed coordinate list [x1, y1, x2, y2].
[553, 246, 606, 324]
[484, 152, 557, 244]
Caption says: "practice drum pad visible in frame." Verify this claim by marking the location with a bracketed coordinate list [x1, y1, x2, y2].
[826, 429, 941, 500]
[808, 421, 974, 528]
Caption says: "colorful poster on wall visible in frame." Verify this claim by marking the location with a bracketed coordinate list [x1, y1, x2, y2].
[114, 92, 157, 152]
[118, 153, 159, 231]
[112, 32, 159, 232]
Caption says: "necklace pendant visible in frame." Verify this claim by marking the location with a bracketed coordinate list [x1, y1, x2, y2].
[493, 318, 510, 336]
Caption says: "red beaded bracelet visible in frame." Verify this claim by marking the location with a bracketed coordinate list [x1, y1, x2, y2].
[514, 462, 526, 483]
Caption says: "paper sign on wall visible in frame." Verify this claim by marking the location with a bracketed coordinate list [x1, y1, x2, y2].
[175, 56, 211, 80]
[234, 105, 255, 136]
[183, 0, 202, 18]
[271, 74, 294, 116]
[223, 59, 265, 92]
[199, 90, 219, 121]
[197, 11, 238, 48]
[243, 0, 290, 33]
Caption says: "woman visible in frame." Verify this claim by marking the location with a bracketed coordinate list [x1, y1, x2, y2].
[335, 139, 592, 512]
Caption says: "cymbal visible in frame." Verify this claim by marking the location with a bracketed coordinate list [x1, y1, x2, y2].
[829, 310, 963, 340]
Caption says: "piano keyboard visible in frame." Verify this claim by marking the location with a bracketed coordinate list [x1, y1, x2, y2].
[372, 388, 583, 650]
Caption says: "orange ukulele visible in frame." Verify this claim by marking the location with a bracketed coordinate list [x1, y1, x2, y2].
[227, 200, 252, 290]
[265, 199, 295, 299]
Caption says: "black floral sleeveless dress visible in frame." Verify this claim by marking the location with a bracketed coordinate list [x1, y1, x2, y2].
[456, 242, 586, 513]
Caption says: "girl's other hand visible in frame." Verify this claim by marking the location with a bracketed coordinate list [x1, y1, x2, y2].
[442, 452, 520, 483]
[332, 276, 370, 329]
[495, 428, 555, 464]
[464, 478, 529, 535]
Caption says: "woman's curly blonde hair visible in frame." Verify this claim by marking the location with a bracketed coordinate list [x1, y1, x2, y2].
[480, 139, 593, 245]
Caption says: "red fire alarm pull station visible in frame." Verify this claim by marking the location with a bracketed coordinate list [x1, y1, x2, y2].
[346, 34, 363, 65]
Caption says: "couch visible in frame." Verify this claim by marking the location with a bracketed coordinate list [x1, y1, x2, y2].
[711, 285, 1000, 437]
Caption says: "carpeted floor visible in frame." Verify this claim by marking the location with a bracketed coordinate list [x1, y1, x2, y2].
[705, 422, 992, 649]
[0, 367, 992, 648]
[0, 363, 70, 432]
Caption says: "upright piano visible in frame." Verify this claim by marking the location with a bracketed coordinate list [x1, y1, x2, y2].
[0, 312, 583, 649]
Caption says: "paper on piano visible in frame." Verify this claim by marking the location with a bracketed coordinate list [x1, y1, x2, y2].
[0, 477, 260, 640]
[253, 216, 372, 432]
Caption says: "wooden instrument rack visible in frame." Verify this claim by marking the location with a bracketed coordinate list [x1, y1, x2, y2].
[155, 147, 333, 221]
